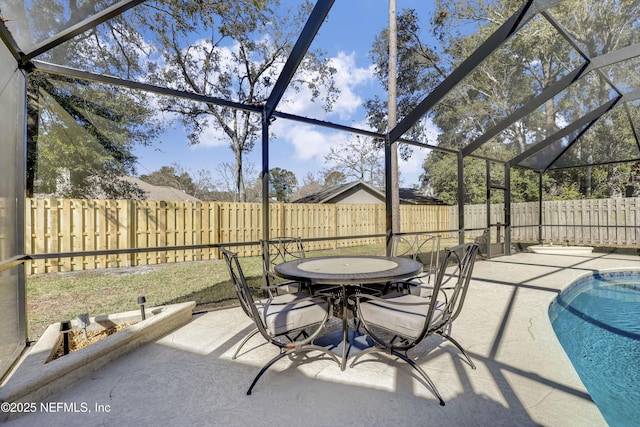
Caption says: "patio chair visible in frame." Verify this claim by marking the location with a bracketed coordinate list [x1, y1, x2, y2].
[231, 240, 308, 360]
[385, 233, 441, 296]
[350, 243, 479, 406]
[221, 248, 340, 395]
[260, 237, 307, 296]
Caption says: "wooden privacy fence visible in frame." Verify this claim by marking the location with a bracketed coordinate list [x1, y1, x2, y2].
[514, 198, 640, 245]
[455, 197, 640, 245]
[26, 197, 640, 274]
[25, 199, 450, 274]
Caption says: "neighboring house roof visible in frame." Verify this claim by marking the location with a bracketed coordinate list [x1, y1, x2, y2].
[292, 180, 446, 205]
[126, 177, 201, 202]
[293, 180, 385, 204]
[398, 187, 447, 205]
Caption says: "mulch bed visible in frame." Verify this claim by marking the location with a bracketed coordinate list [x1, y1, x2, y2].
[51, 322, 136, 361]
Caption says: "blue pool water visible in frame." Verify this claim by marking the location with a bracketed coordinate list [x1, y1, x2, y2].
[549, 271, 640, 427]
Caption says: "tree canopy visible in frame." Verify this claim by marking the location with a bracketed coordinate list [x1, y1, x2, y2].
[16, 0, 164, 199]
[268, 167, 298, 202]
[137, 0, 339, 202]
[29, 73, 158, 199]
[366, 8, 446, 160]
[323, 135, 385, 188]
[18, 0, 339, 201]
[367, 0, 640, 204]
[139, 164, 213, 200]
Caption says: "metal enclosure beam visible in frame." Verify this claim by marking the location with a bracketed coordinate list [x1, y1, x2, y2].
[504, 164, 511, 255]
[384, 134, 393, 253]
[485, 160, 491, 257]
[388, 0, 536, 144]
[538, 172, 543, 243]
[0, 21, 23, 63]
[462, 64, 589, 156]
[262, 0, 334, 243]
[586, 43, 640, 73]
[264, 0, 334, 120]
[622, 89, 640, 103]
[0, 36, 28, 378]
[457, 152, 465, 244]
[22, 0, 147, 62]
[262, 111, 270, 243]
[31, 60, 261, 114]
[508, 97, 620, 168]
[531, 0, 565, 12]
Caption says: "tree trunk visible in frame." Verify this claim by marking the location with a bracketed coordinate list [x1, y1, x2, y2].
[388, 0, 400, 234]
[26, 82, 40, 197]
[234, 148, 245, 202]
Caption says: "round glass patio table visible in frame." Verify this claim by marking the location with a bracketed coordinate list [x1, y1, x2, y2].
[274, 256, 422, 370]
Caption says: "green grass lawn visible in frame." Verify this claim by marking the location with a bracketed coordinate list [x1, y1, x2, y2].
[25, 243, 389, 341]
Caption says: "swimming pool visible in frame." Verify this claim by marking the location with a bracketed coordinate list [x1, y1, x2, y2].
[549, 270, 640, 427]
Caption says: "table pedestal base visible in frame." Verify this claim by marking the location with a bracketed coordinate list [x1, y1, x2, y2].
[314, 328, 373, 370]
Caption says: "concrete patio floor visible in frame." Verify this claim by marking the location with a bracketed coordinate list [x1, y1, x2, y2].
[4, 251, 639, 426]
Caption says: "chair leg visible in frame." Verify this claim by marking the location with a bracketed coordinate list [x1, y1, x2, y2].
[232, 328, 259, 360]
[350, 347, 445, 406]
[304, 344, 342, 367]
[246, 345, 341, 395]
[348, 346, 383, 367]
[436, 331, 476, 369]
[392, 350, 446, 406]
[247, 350, 292, 395]
[352, 317, 361, 333]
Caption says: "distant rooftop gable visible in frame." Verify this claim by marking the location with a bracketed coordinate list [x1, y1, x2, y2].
[398, 187, 447, 205]
[126, 177, 201, 202]
[293, 180, 446, 205]
[293, 180, 385, 204]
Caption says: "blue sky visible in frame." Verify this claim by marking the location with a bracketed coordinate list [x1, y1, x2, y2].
[132, 1, 437, 190]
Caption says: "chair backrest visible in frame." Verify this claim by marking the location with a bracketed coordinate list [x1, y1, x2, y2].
[221, 247, 258, 322]
[357, 243, 477, 348]
[428, 243, 479, 333]
[390, 234, 414, 259]
[415, 234, 441, 275]
[260, 237, 305, 287]
[222, 246, 328, 350]
[220, 248, 270, 340]
[391, 233, 441, 275]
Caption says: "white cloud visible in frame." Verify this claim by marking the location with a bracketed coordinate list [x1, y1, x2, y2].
[272, 50, 378, 167]
[399, 148, 426, 186]
[196, 119, 232, 148]
[328, 51, 375, 119]
[147, 40, 383, 177]
[275, 123, 344, 161]
[279, 50, 375, 120]
[420, 116, 441, 145]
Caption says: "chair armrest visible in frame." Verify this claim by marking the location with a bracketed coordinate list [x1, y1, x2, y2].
[260, 279, 308, 296]
[254, 293, 331, 307]
[259, 281, 301, 291]
[348, 291, 432, 308]
[384, 270, 434, 293]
